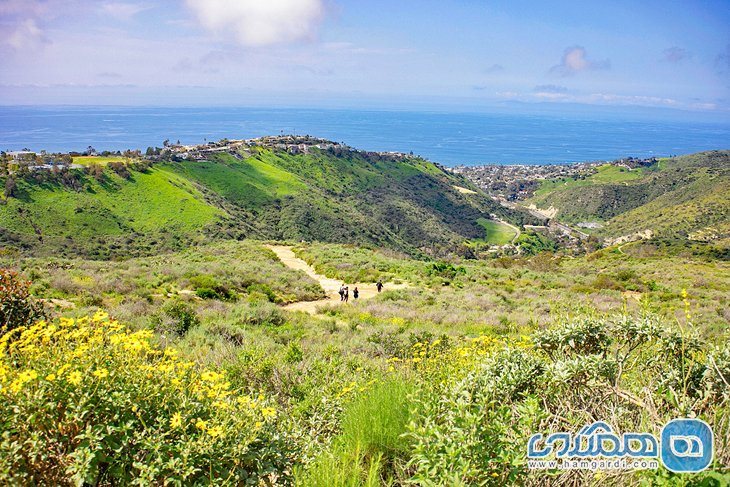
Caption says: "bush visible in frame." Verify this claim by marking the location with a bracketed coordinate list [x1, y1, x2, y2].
[235, 302, 286, 327]
[534, 318, 612, 357]
[0, 269, 45, 337]
[426, 262, 466, 280]
[152, 300, 200, 336]
[0, 312, 287, 485]
[189, 275, 235, 301]
[406, 350, 541, 485]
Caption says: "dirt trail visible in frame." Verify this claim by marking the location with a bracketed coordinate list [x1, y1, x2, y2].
[266, 245, 408, 314]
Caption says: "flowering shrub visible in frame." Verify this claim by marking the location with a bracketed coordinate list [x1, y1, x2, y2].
[0, 269, 45, 336]
[0, 312, 285, 485]
[396, 317, 729, 485]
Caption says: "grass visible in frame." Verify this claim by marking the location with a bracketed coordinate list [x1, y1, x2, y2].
[477, 218, 518, 245]
[72, 156, 133, 166]
[164, 153, 306, 208]
[0, 167, 221, 238]
[532, 163, 646, 198]
[297, 378, 414, 486]
[3, 147, 534, 256]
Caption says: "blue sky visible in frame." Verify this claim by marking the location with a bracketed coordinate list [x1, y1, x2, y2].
[0, 0, 728, 118]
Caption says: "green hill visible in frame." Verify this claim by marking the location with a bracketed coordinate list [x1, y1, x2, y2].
[528, 151, 730, 247]
[0, 143, 537, 258]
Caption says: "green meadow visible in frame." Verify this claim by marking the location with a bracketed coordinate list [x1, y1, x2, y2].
[477, 217, 519, 245]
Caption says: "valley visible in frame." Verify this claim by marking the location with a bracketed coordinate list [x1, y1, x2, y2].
[1, 140, 728, 485]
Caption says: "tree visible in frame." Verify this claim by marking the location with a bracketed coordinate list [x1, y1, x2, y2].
[4, 177, 16, 198]
[87, 163, 104, 182]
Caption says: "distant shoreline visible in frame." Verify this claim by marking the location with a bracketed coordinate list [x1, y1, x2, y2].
[2, 106, 728, 166]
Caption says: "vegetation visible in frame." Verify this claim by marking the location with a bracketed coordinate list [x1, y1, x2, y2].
[0, 312, 285, 484]
[1, 147, 539, 258]
[477, 218, 518, 245]
[0, 269, 45, 335]
[528, 151, 730, 253]
[0, 145, 727, 484]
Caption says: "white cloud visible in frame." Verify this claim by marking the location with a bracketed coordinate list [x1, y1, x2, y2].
[185, 0, 327, 47]
[100, 2, 150, 21]
[0, 0, 81, 52]
[4, 18, 48, 51]
[550, 46, 609, 77]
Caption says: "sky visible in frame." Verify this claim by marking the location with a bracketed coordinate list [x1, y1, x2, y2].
[1, 0, 729, 118]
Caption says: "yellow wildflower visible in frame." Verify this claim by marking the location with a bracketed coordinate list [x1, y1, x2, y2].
[170, 412, 183, 429]
[67, 371, 82, 386]
[207, 426, 224, 438]
[261, 407, 276, 419]
[46, 373, 56, 381]
[92, 368, 109, 379]
[92, 310, 109, 322]
[195, 419, 207, 431]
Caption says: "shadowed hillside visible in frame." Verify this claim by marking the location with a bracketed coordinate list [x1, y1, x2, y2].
[528, 150, 729, 249]
[0, 143, 538, 258]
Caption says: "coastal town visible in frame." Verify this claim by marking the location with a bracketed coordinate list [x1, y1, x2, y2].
[451, 156, 657, 201]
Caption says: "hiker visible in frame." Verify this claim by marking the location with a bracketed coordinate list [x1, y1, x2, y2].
[344, 286, 349, 302]
[339, 284, 346, 301]
[353, 287, 359, 300]
[376, 279, 383, 293]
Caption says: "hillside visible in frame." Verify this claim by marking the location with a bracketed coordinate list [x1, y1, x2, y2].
[527, 150, 730, 247]
[0, 141, 537, 258]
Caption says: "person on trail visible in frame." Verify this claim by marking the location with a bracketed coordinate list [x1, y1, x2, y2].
[376, 280, 383, 293]
[339, 284, 345, 301]
[344, 286, 349, 303]
[353, 287, 359, 300]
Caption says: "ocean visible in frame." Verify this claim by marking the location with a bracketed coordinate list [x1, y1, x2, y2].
[1, 105, 728, 166]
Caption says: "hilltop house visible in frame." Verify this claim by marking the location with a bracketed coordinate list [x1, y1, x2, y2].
[8, 150, 36, 161]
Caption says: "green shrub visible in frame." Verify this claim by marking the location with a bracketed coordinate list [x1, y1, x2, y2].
[0, 313, 287, 485]
[298, 378, 413, 486]
[152, 300, 200, 336]
[234, 301, 286, 327]
[247, 283, 278, 303]
[592, 273, 624, 290]
[426, 262, 466, 280]
[406, 350, 542, 485]
[285, 342, 304, 364]
[0, 269, 45, 337]
[534, 319, 612, 357]
[190, 274, 235, 301]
